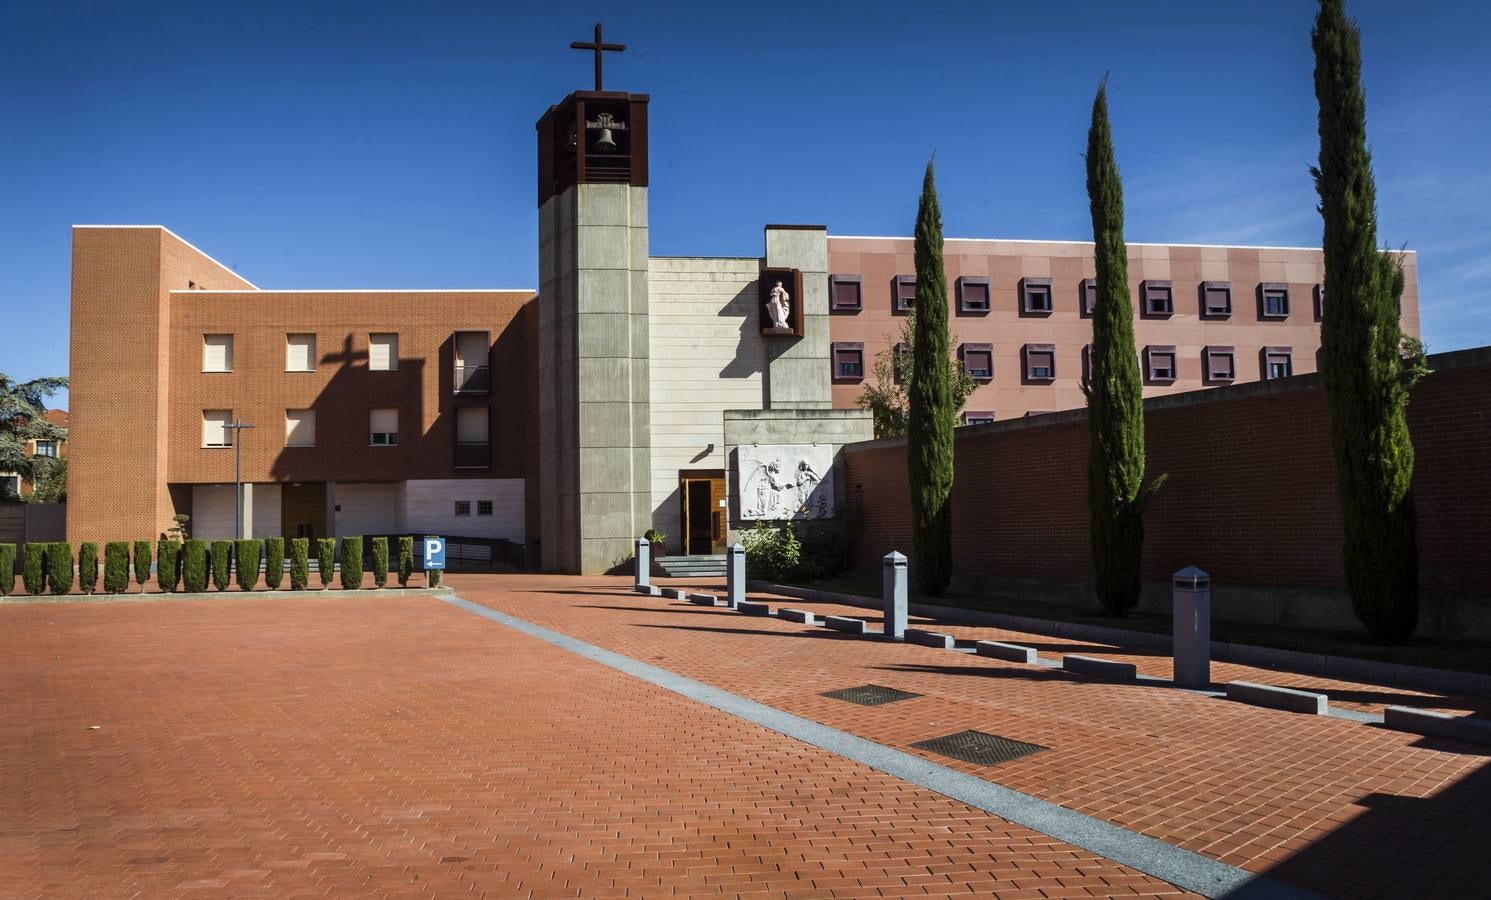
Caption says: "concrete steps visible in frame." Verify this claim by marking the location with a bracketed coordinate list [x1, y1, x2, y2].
[656, 554, 726, 578]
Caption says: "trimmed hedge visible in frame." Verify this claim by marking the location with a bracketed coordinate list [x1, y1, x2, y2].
[182, 540, 209, 592]
[235, 539, 262, 591]
[0, 543, 15, 596]
[157, 539, 181, 592]
[133, 540, 153, 588]
[264, 537, 285, 590]
[289, 538, 310, 590]
[397, 536, 413, 587]
[78, 542, 99, 594]
[103, 541, 130, 593]
[339, 536, 364, 590]
[371, 536, 389, 589]
[210, 540, 232, 591]
[22, 543, 45, 595]
[47, 542, 73, 595]
[316, 538, 336, 588]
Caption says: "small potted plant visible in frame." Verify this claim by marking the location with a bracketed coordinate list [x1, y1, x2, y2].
[643, 528, 666, 558]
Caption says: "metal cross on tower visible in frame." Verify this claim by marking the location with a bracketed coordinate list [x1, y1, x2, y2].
[570, 22, 625, 91]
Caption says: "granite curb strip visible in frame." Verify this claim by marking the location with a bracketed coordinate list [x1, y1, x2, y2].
[1226, 681, 1328, 715]
[633, 585, 662, 596]
[439, 593, 1312, 900]
[823, 615, 870, 634]
[976, 640, 1039, 664]
[736, 600, 772, 616]
[1383, 706, 1491, 746]
[0, 587, 449, 605]
[905, 628, 956, 649]
[1063, 654, 1138, 682]
[777, 608, 820, 625]
[755, 581, 1491, 700]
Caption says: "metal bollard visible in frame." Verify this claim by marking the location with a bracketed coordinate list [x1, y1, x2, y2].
[883, 551, 908, 641]
[635, 537, 650, 590]
[1172, 566, 1211, 689]
[726, 543, 745, 608]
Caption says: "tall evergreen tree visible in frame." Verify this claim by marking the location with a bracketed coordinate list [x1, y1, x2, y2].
[1084, 83, 1161, 615]
[906, 161, 955, 595]
[1312, 0, 1421, 643]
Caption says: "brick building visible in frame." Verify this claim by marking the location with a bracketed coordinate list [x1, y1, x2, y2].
[0, 408, 67, 500]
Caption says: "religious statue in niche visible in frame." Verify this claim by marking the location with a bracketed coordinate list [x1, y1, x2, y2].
[736, 445, 835, 520]
[765, 280, 792, 331]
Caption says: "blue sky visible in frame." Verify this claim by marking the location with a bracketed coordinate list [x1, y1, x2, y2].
[3, 0, 1488, 409]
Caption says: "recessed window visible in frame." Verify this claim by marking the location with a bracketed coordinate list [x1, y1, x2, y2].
[892, 342, 910, 384]
[1023, 344, 1056, 382]
[1142, 280, 1173, 317]
[829, 274, 862, 312]
[1263, 346, 1294, 380]
[34, 440, 58, 459]
[1, 474, 18, 497]
[1019, 277, 1053, 315]
[1081, 344, 1094, 388]
[369, 407, 399, 446]
[454, 331, 489, 392]
[893, 275, 917, 313]
[285, 409, 316, 447]
[202, 410, 233, 448]
[203, 334, 233, 372]
[1145, 346, 1177, 383]
[1204, 346, 1236, 383]
[961, 343, 993, 380]
[370, 333, 399, 372]
[1260, 283, 1290, 319]
[454, 500, 471, 516]
[1080, 278, 1097, 317]
[286, 333, 316, 372]
[956, 276, 991, 314]
[961, 411, 996, 426]
[1201, 281, 1232, 318]
[1314, 283, 1325, 322]
[477, 500, 494, 516]
[831, 342, 865, 382]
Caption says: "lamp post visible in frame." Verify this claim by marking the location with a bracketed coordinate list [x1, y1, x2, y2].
[230, 418, 255, 540]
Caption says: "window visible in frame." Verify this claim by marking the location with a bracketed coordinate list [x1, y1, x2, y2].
[1201, 281, 1232, 318]
[1314, 283, 1325, 322]
[286, 333, 316, 372]
[1260, 283, 1290, 319]
[1145, 346, 1177, 383]
[285, 410, 315, 447]
[33, 440, 58, 458]
[829, 274, 862, 312]
[369, 407, 399, 446]
[892, 342, 910, 384]
[0, 474, 18, 497]
[961, 343, 993, 380]
[203, 334, 233, 372]
[1080, 278, 1097, 317]
[454, 331, 488, 392]
[1142, 280, 1173, 317]
[831, 342, 865, 382]
[893, 275, 917, 313]
[961, 411, 995, 426]
[956, 276, 991, 313]
[202, 410, 233, 448]
[1023, 344, 1056, 382]
[1081, 344, 1094, 387]
[370, 333, 398, 371]
[1019, 277, 1053, 314]
[1204, 346, 1236, 383]
[454, 501, 471, 516]
[1263, 346, 1294, 380]
[455, 406, 490, 468]
[477, 500, 494, 516]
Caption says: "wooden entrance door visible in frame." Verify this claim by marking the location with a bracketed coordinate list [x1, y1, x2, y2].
[680, 471, 726, 556]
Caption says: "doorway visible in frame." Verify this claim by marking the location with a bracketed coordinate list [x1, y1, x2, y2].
[679, 471, 725, 556]
[280, 482, 327, 540]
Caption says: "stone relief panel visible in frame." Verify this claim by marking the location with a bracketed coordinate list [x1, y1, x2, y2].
[735, 444, 835, 520]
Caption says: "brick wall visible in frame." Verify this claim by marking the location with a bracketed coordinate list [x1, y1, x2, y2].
[845, 348, 1491, 603]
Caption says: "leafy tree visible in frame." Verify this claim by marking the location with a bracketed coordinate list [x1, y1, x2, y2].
[1084, 81, 1164, 616]
[0, 373, 67, 501]
[31, 457, 66, 504]
[857, 310, 977, 438]
[1312, 0, 1424, 643]
[905, 160, 956, 596]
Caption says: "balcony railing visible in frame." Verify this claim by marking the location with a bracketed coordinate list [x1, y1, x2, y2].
[454, 441, 490, 469]
[454, 364, 490, 394]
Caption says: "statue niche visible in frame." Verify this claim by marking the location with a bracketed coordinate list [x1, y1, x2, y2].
[759, 267, 804, 337]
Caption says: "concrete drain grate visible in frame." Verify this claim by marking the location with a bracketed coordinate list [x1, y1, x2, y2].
[819, 684, 923, 706]
[911, 729, 1047, 766]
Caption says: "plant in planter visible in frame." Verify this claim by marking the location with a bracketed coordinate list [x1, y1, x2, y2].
[643, 529, 667, 557]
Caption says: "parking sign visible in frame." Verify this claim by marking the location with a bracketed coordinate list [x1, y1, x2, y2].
[424, 536, 446, 570]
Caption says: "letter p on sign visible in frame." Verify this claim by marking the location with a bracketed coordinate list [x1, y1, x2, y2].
[424, 536, 446, 570]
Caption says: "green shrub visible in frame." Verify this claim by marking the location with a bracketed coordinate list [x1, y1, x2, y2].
[371, 536, 389, 588]
[397, 536, 413, 587]
[428, 568, 442, 587]
[339, 536, 364, 589]
[78, 542, 99, 594]
[211, 540, 232, 591]
[182, 539, 209, 592]
[289, 538, 310, 590]
[157, 539, 180, 592]
[264, 537, 285, 590]
[795, 523, 847, 583]
[22, 543, 45, 595]
[103, 542, 130, 593]
[0, 543, 15, 596]
[316, 538, 336, 588]
[235, 539, 262, 590]
[132, 540, 152, 588]
[47, 542, 73, 595]
[740, 522, 801, 584]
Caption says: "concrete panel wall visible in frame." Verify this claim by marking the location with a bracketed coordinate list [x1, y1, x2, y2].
[764, 227, 831, 410]
[250, 484, 282, 540]
[190, 484, 236, 541]
[404, 478, 524, 541]
[333, 482, 402, 537]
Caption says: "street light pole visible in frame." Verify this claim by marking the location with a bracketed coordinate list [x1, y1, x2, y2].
[231, 418, 255, 540]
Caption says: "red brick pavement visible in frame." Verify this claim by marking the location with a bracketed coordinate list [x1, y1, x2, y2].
[451, 575, 1491, 899]
[0, 595, 1190, 898]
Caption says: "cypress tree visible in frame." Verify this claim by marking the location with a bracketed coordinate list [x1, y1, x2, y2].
[289, 538, 311, 591]
[397, 536, 414, 588]
[133, 540, 153, 588]
[78, 542, 99, 595]
[157, 538, 181, 592]
[906, 160, 955, 596]
[211, 540, 233, 591]
[1084, 82, 1163, 616]
[263, 537, 285, 590]
[182, 539, 209, 593]
[1312, 0, 1420, 643]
